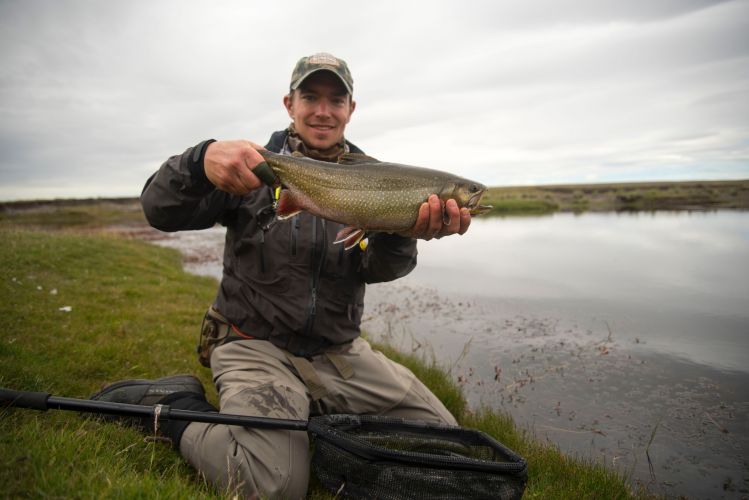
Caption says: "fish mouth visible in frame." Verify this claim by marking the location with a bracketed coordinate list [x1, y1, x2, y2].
[469, 205, 493, 215]
[467, 190, 492, 215]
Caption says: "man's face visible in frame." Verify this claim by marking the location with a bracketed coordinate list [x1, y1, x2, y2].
[283, 71, 356, 150]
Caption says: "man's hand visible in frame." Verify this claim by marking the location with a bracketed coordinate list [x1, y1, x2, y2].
[398, 194, 471, 240]
[203, 140, 267, 195]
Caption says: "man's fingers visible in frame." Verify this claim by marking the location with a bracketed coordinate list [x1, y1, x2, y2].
[247, 140, 266, 151]
[204, 140, 265, 194]
[411, 201, 430, 237]
[234, 164, 261, 193]
[402, 196, 472, 240]
[441, 199, 461, 235]
[458, 207, 471, 235]
[427, 195, 443, 236]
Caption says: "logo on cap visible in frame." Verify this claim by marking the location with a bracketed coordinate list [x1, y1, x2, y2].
[307, 53, 341, 67]
[290, 52, 353, 94]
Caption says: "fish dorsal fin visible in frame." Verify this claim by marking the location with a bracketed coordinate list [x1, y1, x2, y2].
[338, 152, 380, 165]
[291, 151, 306, 158]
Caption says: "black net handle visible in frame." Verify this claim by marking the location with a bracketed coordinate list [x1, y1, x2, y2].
[2, 387, 527, 477]
[0, 387, 308, 431]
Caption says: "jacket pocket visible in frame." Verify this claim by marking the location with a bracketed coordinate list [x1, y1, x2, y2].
[234, 217, 293, 293]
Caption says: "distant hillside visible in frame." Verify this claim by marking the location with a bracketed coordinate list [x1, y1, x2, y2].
[482, 179, 749, 215]
[2, 179, 748, 220]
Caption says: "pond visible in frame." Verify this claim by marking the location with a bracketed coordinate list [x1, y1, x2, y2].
[152, 210, 749, 499]
[363, 211, 749, 499]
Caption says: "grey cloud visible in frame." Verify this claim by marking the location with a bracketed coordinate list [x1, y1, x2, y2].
[0, 0, 747, 200]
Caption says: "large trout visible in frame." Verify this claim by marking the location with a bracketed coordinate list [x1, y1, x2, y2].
[256, 150, 492, 249]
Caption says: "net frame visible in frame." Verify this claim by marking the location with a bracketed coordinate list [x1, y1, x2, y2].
[309, 414, 527, 500]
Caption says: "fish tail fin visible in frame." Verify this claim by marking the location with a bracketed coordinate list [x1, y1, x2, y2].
[334, 227, 366, 250]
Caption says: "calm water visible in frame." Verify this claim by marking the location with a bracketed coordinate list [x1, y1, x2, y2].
[363, 211, 749, 499]
[399, 211, 749, 372]
[155, 210, 749, 499]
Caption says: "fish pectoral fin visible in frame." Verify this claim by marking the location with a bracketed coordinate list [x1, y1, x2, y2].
[338, 152, 380, 165]
[276, 190, 303, 220]
[334, 227, 366, 250]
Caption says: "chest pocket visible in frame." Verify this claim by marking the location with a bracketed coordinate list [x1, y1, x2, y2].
[230, 190, 293, 292]
[319, 222, 365, 302]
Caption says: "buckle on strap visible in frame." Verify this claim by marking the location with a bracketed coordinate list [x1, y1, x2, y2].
[285, 354, 329, 401]
[325, 352, 354, 380]
[273, 332, 332, 358]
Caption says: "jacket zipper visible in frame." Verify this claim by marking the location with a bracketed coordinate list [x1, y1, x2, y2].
[290, 215, 299, 256]
[259, 230, 265, 273]
[304, 217, 326, 336]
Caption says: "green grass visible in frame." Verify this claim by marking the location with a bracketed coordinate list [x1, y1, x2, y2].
[0, 228, 647, 498]
[0, 229, 223, 498]
[0, 199, 146, 230]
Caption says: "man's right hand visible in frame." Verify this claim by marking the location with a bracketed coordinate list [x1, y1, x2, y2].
[203, 140, 267, 195]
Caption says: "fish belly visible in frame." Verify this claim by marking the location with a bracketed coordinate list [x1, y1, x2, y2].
[297, 183, 430, 231]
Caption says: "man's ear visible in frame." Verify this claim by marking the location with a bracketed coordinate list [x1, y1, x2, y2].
[283, 93, 294, 118]
[347, 99, 356, 123]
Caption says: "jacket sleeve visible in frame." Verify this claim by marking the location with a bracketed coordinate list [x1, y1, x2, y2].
[140, 140, 239, 232]
[359, 232, 418, 284]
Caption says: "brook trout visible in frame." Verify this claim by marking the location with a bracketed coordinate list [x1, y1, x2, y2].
[257, 150, 492, 249]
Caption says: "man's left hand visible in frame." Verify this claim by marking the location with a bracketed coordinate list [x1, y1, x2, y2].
[398, 194, 471, 240]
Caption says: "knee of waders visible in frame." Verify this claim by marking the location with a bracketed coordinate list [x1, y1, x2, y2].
[157, 391, 218, 448]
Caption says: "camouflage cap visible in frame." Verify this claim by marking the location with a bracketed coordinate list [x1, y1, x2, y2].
[290, 52, 353, 94]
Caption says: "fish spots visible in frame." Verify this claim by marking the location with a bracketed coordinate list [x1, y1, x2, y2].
[263, 150, 484, 232]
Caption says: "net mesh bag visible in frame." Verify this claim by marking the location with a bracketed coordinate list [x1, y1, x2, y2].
[308, 414, 527, 500]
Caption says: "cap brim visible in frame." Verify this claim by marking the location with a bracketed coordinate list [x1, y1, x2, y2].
[291, 68, 353, 94]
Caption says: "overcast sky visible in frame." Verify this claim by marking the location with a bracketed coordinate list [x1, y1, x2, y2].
[1, 0, 747, 201]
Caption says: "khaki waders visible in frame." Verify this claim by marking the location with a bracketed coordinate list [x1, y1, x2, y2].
[179, 337, 457, 499]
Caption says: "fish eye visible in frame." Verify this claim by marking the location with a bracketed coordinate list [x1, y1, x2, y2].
[469, 184, 478, 193]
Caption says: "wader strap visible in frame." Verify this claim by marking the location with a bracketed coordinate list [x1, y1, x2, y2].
[285, 354, 329, 401]
[207, 306, 229, 324]
[198, 307, 233, 367]
[325, 353, 354, 380]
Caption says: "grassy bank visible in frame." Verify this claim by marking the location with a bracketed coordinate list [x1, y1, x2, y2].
[1, 228, 645, 498]
[482, 179, 749, 215]
[0, 198, 145, 229]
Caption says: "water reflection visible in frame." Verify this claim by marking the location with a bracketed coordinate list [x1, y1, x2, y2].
[363, 210, 749, 498]
[410, 211, 749, 372]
